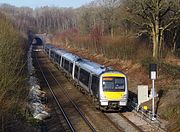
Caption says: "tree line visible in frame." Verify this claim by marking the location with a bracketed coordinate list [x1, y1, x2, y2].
[0, 0, 179, 59]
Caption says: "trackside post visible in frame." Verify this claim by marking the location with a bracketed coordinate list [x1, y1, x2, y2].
[149, 64, 157, 121]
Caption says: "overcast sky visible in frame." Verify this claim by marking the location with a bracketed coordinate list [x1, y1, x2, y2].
[0, 0, 94, 8]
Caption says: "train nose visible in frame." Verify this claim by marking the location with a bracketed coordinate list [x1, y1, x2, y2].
[103, 92, 125, 100]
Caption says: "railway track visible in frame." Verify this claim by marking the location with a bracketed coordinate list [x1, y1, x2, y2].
[34, 51, 96, 132]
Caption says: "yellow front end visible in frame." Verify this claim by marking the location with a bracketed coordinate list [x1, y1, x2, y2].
[103, 92, 125, 101]
[99, 72, 128, 109]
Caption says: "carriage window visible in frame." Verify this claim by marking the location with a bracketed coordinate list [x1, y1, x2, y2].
[62, 58, 65, 67]
[91, 75, 99, 94]
[50, 51, 54, 57]
[79, 69, 90, 87]
[59, 56, 61, 64]
[69, 63, 73, 74]
[64, 59, 69, 71]
[55, 54, 59, 62]
[74, 65, 79, 79]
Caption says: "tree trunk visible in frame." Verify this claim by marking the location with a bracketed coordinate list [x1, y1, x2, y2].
[152, 31, 159, 59]
[172, 30, 177, 53]
[159, 30, 164, 58]
[152, 20, 159, 59]
[111, 27, 114, 38]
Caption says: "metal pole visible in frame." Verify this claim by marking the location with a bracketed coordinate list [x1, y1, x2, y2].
[152, 79, 156, 120]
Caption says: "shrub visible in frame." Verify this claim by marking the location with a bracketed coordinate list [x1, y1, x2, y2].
[140, 57, 157, 71]
[174, 49, 180, 58]
[160, 63, 180, 77]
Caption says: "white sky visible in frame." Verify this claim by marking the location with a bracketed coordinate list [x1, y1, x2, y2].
[0, 0, 94, 8]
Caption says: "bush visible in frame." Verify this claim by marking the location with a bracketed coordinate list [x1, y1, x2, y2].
[174, 49, 180, 58]
[140, 57, 157, 71]
[163, 105, 180, 120]
[160, 63, 180, 77]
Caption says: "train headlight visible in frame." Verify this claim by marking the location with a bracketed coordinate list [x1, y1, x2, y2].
[119, 101, 127, 106]
[122, 94, 127, 99]
[100, 95, 107, 100]
[101, 101, 108, 106]
[100, 95, 108, 106]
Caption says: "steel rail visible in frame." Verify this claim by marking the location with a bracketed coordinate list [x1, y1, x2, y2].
[35, 54, 75, 132]
[119, 113, 143, 132]
[47, 67, 97, 132]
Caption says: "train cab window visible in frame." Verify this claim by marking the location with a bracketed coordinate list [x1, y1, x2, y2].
[79, 69, 90, 87]
[114, 78, 125, 90]
[91, 75, 99, 94]
[74, 65, 79, 79]
[102, 77, 125, 91]
[69, 63, 73, 74]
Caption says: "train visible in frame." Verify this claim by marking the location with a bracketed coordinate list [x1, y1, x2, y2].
[44, 44, 128, 111]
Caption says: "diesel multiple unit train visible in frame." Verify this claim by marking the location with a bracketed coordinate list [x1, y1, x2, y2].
[44, 44, 128, 111]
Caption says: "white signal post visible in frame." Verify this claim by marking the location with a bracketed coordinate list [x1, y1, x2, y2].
[152, 75, 155, 120]
[150, 64, 157, 121]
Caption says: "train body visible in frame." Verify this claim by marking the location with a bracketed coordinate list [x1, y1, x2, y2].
[44, 44, 128, 110]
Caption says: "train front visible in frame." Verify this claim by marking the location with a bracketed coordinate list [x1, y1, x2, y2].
[99, 71, 128, 110]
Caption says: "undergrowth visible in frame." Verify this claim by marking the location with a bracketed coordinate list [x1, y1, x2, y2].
[163, 105, 180, 120]
[160, 63, 180, 77]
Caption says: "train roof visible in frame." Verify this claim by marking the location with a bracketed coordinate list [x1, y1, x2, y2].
[54, 48, 67, 55]
[77, 59, 107, 75]
[62, 52, 80, 62]
[45, 43, 54, 48]
[45, 43, 126, 76]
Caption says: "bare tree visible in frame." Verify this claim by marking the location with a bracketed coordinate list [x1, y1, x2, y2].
[97, 0, 121, 37]
[125, 0, 180, 59]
